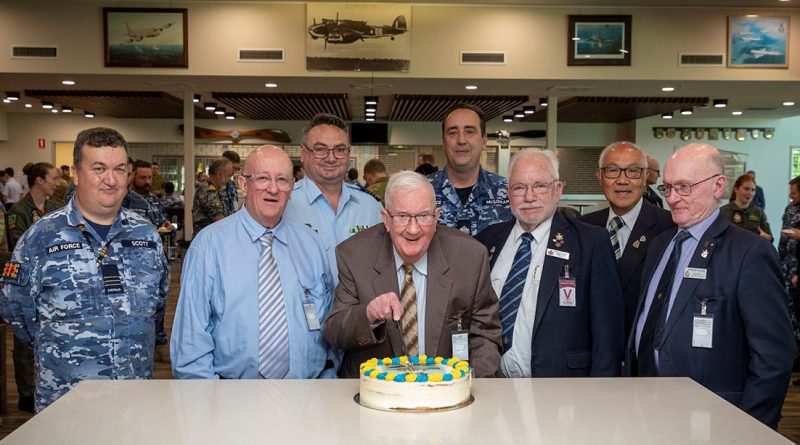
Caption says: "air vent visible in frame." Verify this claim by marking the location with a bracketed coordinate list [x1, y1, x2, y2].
[238, 48, 284, 62]
[12, 45, 58, 59]
[679, 53, 724, 67]
[460, 51, 506, 65]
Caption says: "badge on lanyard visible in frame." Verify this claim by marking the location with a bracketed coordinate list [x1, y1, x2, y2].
[692, 300, 713, 349]
[302, 288, 321, 331]
[559, 265, 576, 308]
[451, 315, 469, 361]
[101, 263, 124, 294]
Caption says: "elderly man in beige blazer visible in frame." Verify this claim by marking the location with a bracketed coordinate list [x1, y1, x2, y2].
[323, 171, 502, 378]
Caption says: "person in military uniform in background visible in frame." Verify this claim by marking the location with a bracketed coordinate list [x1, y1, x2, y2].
[150, 161, 166, 198]
[6, 162, 61, 412]
[221, 150, 242, 214]
[428, 103, 512, 236]
[363, 159, 389, 204]
[50, 164, 71, 207]
[720, 173, 773, 241]
[0, 127, 169, 412]
[283, 113, 383, 281]
[193, 157, 234, 235]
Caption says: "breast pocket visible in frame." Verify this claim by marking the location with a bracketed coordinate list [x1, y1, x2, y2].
[39, 250, 99, 321]
[121, 247, 164, 316]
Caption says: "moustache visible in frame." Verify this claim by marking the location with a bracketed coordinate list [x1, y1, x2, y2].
[517, 203, 545, 211]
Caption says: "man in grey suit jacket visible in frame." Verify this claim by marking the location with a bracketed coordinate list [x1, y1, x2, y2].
[581, 142, 675, 342]
[323, 171, 502, 378]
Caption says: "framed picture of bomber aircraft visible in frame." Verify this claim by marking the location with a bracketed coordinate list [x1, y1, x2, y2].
[728, 15, 789, 68]
[568, 15, 632, 66]
[104, 8, 188, 68]
[306, 3, 411, 72]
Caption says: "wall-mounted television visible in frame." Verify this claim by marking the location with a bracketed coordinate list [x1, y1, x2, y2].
[351, 122, 389, 145]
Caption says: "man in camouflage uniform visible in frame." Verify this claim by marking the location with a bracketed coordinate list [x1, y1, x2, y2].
[150, 161, 166, 198]
[0, 127, 169, 412]
[221, 150, 241, 214]
[363, 158, 389, 204]
[6, 162, 61, 412]
[193, 157, 234, 235]
[780, 176, 800, 345]
[428, 103, 512, 236]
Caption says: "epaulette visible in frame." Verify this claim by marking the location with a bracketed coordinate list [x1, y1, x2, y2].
[6, 213, 16, 230]
[208, 184, 217, 191]
[346, 183, 381, 202]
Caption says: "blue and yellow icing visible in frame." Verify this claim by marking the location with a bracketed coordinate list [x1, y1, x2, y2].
[359, 356, 471, 382]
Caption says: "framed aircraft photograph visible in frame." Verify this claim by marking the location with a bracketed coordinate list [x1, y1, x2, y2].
[568, 15, 631, 66]
[103, 8, 188, 68]
[728, 15, 789, 68]
[306, 3, 411, 72]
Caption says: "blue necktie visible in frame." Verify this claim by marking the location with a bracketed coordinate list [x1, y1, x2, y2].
[637, 229, 692, 376]
[499, 232, 534, 353]
[608, 216, 624, 261]
[258, 231, 289, 379]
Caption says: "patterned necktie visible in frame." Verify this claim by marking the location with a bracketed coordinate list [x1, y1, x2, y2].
[257, 231, 289, 379]
[608, 216, 625, 261]
[399, 263, 419, 355]
[499, 232, 534, 353]
[637, 229, 692, 376]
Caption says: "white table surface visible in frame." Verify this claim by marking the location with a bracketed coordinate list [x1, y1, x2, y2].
[1, 377, 791, 445]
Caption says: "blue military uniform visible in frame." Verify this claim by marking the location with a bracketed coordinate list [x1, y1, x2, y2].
[222, 179, 239, 216]
[428, 167, 512, 236]
[137, 190, 167, 228]
[0, 198, 169, 411]
[283, 177, 382, 280]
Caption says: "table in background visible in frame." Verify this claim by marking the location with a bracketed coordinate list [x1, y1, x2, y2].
[0, 378, 790, 444]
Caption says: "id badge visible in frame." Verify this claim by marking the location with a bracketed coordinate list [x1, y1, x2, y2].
[303, 302, 321, 331]
[101, 263, 124, 294]
[452, 330, 469, 361]
[692, 314, 713, 348]
[559, 278, 576, 307]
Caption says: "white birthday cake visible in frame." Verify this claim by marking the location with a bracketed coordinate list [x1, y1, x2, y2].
[358, 355, 472, 411]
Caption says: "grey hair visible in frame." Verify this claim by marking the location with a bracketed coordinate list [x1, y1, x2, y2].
[508, 148, 560, 181]
[384, 170, 435, 210]
[598, 141, 647, 168]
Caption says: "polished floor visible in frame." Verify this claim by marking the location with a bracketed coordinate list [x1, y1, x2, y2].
[0, 257, 798, 443]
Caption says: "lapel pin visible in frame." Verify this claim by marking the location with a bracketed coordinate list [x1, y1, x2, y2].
[701, 249, 709, 259]
[553, 232, 564, 248]
[640, 235, 646, 242]
[633, 240, 640, 249]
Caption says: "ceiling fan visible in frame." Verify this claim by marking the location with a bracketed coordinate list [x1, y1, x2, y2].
[178, 125, 292, 144]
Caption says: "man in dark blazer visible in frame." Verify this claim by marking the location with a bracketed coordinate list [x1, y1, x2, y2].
[626, 143, 794, 429]
[581, 142, 675, 342]
[475, 149, 624, 378]
[323, 171, 502, 378]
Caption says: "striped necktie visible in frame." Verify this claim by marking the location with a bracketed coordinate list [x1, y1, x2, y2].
[499, 232, 534, 353]
[257, 231, 289, 379]
[399, 263, 419, 355]
[608, 216, 625, 260]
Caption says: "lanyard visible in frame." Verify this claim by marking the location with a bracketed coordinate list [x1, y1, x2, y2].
[78, 224, 109, 265]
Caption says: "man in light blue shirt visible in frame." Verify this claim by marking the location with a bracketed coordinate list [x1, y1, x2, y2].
[283, 113, 382, 279]
[171, 145, 337, 379]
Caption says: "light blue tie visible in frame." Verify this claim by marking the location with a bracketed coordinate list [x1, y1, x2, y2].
[258, 231, 289, 379]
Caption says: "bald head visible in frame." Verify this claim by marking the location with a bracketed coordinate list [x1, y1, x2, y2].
[243, 145, 292, 175]
[664, 143, 727, 228]
[646, 156, 660, 185]
[240, 145, 294, 228]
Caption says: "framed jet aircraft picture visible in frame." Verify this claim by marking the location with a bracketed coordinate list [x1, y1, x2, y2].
[104, 8, 188, 68]
[568, 15, 632, 66]
[728, 16, 789, 68]
[306, 3, 411, 72]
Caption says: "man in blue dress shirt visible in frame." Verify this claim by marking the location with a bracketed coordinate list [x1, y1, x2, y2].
[283, 113, 382, 280]
[171, 145, 338, 379]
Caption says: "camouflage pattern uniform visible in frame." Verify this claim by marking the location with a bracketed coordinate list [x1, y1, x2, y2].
[0, 198, 169, 411]
[6, 192, 62, 406]
[367, 176, 388, 204]
[137, 191, 167, 228]
[135, 190, 169, 346]
[719, 202, 772, 237]
[428, 167, 512, 236]
[193, 181, 228, 234]
[222, 179, 238, 216]
[151, 174, 166, 198]
[779, 202, 800, 340]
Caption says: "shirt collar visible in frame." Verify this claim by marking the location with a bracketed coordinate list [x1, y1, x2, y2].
[239, 207, 287, 246]
[392, 248, 428, 276]
[684, 208, 720, 241]
[512, 216, 552, 246]
[299, 176, 354, 208]
[606, 198, 643, 229]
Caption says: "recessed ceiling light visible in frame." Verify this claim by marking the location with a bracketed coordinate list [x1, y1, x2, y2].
[5, 92, 20, 101]
[514, 110, 524, 118]
[661, 113, 673, 119]
[523, 106, 535, 114]
[661, 87, 676, 92]
[503, 115, 513, 122]
[783, 101, 796, 106]
[214, 107, 225, 115]
[731, 110, 743, 116]
[366, 117, 375, 122]
[365, 106, 377, 113]
[61, 80, 76, 86]
[465, 85, 478, 90]
[24, 103, 32, 108]
[365, 96, 378, 105]
[539, 97, 548, 107]
[204, 102, 216, 111]
[51, 109, 59, 113]
[264, 83, 278, 88]
[680, 108, 692, 115]
[225, 112, 236, 120]
[713, 99, 728, 108]
[84, 111, 95, 118]
[61, 106, 72, 113]
[41, 101, 53, 109]
[193, 94, 201, 103]
[2, 99, 10, 104]
[365, 112, 376, 117]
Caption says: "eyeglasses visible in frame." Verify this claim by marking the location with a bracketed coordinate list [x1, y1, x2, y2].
[302, 143, 350, 159]
[387, 211, 437, 226]
[599, 166, 645, 179]
[241, 173, 293, 191]
[662, 174, 720, 197]
[647, 167, 660, 176]
[509, 181, 557, 197]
